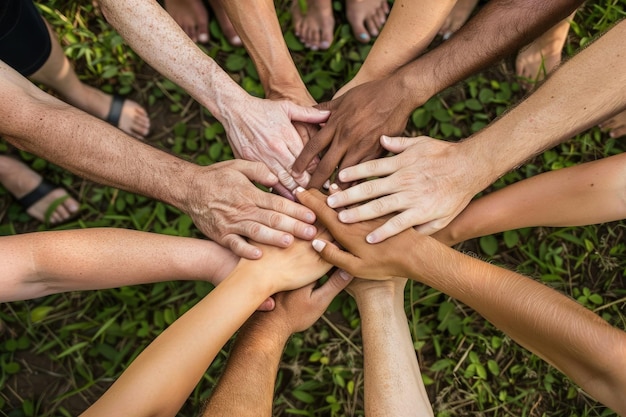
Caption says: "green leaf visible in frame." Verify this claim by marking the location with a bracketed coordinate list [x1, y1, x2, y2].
[479, 235, 499, 256]
[503, 230, 519, 248]
[292, 390, 315, 404]
[284, 30, 304, 51]
[31, 305, 54, 323]
[465, 98, 482, 111]
[225, 54, 247, 71]
[411, 108, 431, 128]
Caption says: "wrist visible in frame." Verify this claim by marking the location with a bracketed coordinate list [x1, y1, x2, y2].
[264, 79, 316, 106]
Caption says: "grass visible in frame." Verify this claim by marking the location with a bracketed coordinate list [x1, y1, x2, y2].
[1, 0, 625, 416]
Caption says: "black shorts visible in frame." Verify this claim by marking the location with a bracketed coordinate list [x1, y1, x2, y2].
[0, 0, 52, 76]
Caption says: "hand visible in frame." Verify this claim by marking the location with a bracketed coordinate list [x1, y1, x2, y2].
[295, 188, 419, 280]
[325, 135, 479, 242]
[235, 227, 335, 294]
[293, 77, 414, 189]
[247, 270, 352, 337]
[220, 95, 329, 194]
[187, 160, 318, 260]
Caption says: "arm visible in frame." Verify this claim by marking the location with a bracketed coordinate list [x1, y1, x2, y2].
[97, 0, 328, 194]
[294, 0, 585, 189]
[0, 228, 238, 303]
[202, 270, 351, 417]
[350, 278, 433, 417]
[297, 188, 626, 415]
[0, 60, 318, 259]
[434, 152, 626, 246]
[335, 0, 457, 97]
[80, 233, 334, 417]
[323, 19, 626, 241]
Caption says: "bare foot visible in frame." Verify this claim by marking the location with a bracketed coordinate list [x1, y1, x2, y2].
[599, 109, 626, 138]
[291, 0, 335, 50]
[438, 0, 478, 40]
[346, 0, 389, 43]
[207, 0, 242, 46]
[69, 84, 151, 140]
[164, 0, 210, 43]
[0, 156, 79, 224]
[515, 15, 573, 88]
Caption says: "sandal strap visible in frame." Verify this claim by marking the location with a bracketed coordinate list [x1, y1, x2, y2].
[16, 180, 56, 209]
[105, 94, 125, 127]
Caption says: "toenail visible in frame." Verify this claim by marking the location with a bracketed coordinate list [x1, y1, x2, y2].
[198, 33, 209, 43]
[359, 33, 369, 40]
[320, 41, 330, 49]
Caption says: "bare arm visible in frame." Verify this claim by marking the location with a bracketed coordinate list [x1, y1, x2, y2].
[297, 188, 626, 415]
[80, 233, 334, 417]
[294, 0, 584, 188]
[336, 0, 456, 96]
[0, 228, 237, 303]
[97, 0, 328, 194]
[325, 18, 626, 241]
[203, 271, 350, 417]
[435, 152, 626, 246]
[350, 278, 433, 417]
[0, 60, 320, 259]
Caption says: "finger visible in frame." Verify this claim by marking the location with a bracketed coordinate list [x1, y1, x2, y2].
[336, 154, 398, 184]
[257, 297, 276, 311]
[312, 270, 353, 305]
[284, 101, 331, 124]
[233, 160, 278, 187]
[314, 100, 337, 112]
[365, 210, 421, 244]
[413, 217, 452, 237]
[272, 183, 296, 201]
[276, 168, 300, 193]
[311, 239, 361, 275]
[327, 177, 396, 211]
[223, 234, 263, 260]
[293, 126, 334, 174]
[336, 147, 384, 189]
[308, 140, 346, 189]
[380, 135, 418, 153]
[260, 189, 316, 224]
[295, 188, 344, 236]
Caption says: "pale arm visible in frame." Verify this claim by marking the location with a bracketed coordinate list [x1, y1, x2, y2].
[97, 0, 329, 194]
[435, 152, 626, 246]
[0, 228, 238, 303]
[0, 60, 319, 259]
[297, 188, 626, 415]
[202, 271, 351, 417]
[80, 235, 334, 417]
[350, 278, 433, 417]
[327, 19, 626, 240]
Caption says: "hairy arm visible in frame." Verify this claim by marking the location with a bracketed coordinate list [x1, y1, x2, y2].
[295, 0, 584, 188]
[98, 0, 328, 194]
[297, 188, 626, 415]
[203, 271, 350, 417]
[0, 229, 237, 302]
[350, 278, 433, 417]
[80, 234, 334, 417]
[325, 18, 626, 240]
[0, 60, 321, 259]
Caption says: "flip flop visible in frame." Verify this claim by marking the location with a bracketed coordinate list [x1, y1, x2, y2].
[105, 94, 126, 128]
[17, 179, 73, 224]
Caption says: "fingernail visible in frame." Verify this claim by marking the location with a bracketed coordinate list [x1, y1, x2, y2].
[312, 239, 326, 252]
[282, 234, 294, 245]
[338, 171, 347, 181]
[366, 233, 377, 244]
[198, 33, 209, 43]
[381, 135, 390, 144]
[305, 212, 315, 223]
[330, 183, 339, 191]
[323, 180, 331, 189]
[339, 269, 352, 281]
[327, 195, 337, 207]
[253, 248, 262, 258]
[319, 109, 331, 114]
[304, 225, 316, 237]
[338, 211, 349, 222]
[231, 36, 242, 45]
[442, 32, 451, 40]
[295, 186, 305, 194]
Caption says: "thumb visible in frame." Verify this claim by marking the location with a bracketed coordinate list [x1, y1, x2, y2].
[380, 135, 418, 153]
[285, 101, 331, 124]
[314, 99, 337, 112]
[312, 269, 353, 305]
[233, 160, 278, 187]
